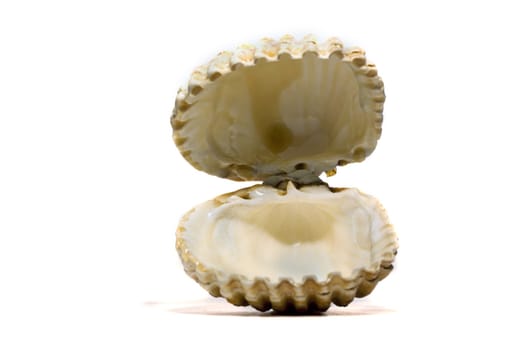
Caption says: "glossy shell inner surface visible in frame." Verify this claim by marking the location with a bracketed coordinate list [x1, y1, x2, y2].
[178, 182, 396, 284]
[173, 37, 384, 181]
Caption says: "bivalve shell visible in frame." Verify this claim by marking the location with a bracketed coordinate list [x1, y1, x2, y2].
[171, 35, 385, 182]
[176, 182, 397, 312]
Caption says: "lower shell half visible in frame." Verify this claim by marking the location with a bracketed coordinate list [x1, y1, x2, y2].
[176, 182, 398, 313]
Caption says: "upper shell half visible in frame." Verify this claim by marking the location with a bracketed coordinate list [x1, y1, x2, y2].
[171, 35, 385, 181]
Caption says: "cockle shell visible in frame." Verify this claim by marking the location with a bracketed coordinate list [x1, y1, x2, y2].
[171, 35, 385, 181]
[171, 35, 397, 312]
[176, 182, 397, 312]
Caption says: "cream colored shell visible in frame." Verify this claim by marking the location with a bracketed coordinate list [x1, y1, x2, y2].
[171, 35, 385, 181]
[176, 182, 397, 312]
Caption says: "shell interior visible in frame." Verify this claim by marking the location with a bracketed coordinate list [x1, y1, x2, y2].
[178, 182, 396, 289]
[172, 36, 384, 181]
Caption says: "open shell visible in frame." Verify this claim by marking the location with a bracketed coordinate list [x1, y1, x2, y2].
[172, 35, 397, 312]
[171, 35, 385, 181]
[176, 182, 397, 312]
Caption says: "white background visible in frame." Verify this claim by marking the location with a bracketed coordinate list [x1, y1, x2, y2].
[1, 0, 524, 349]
